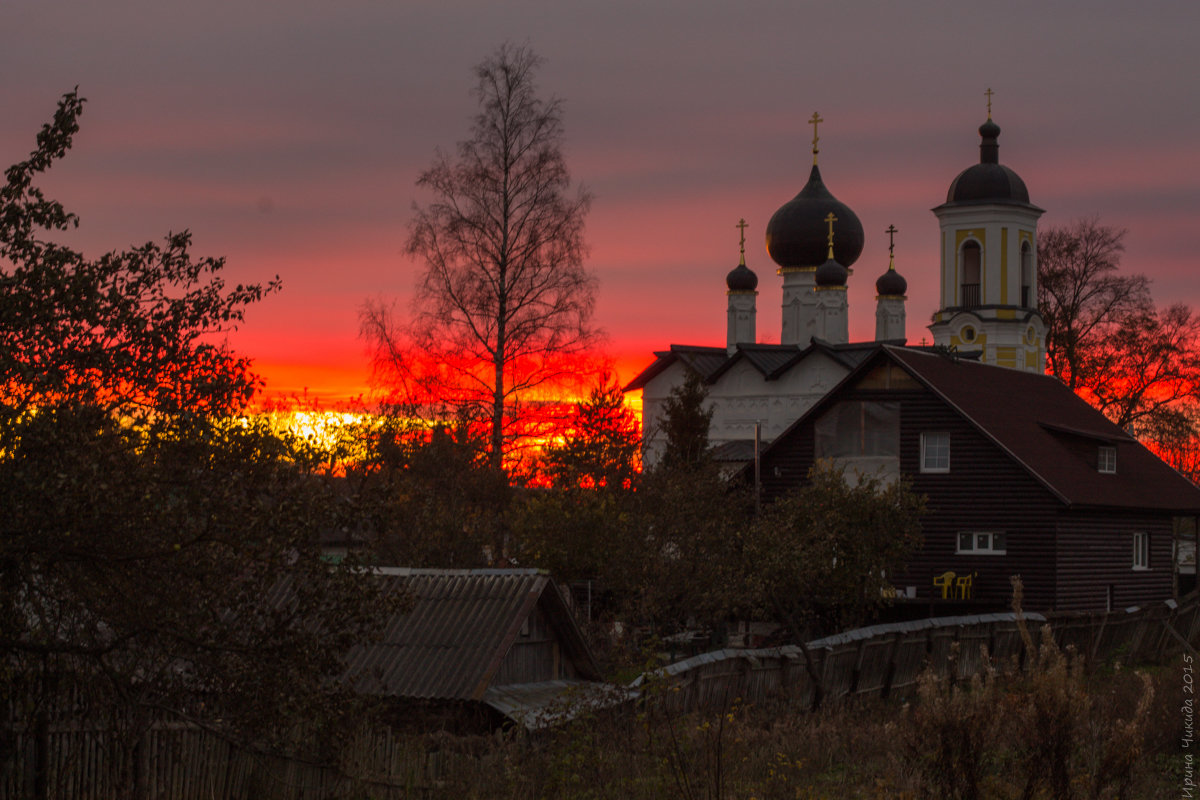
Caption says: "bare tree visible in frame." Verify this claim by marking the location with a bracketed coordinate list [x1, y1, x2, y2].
[364, 43, 599, 472]
[1038, 217, 1148, 390]
[1039, 217, 1200, 469]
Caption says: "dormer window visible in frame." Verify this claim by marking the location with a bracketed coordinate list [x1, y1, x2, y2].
[1098, 446, 1117, 474]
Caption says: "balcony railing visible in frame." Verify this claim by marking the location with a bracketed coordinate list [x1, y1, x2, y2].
[960, 283, 980, 309]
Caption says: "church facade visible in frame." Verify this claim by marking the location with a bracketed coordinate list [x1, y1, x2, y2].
[626, 108, 1046, 466]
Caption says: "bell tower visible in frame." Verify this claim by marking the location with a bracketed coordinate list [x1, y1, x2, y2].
[929, 91, 1045, 372]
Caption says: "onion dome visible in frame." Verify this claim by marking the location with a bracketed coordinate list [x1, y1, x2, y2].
[876, 263, 907, 296]
[766, 164, 865, 269]
[726, 261, 758, 292]
[944, 117, 1032, 205]
[814, 254, 848, 287]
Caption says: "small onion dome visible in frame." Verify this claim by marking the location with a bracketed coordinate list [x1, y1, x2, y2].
[876, 264, 907, 296]
[814, 255, 848, 287]
[945, 118, 1032, 205]
[766, 164, 865, 269]
[725, 261, 758, 291]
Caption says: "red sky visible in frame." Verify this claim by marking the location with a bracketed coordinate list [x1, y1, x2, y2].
[4, 1, 1200, 405]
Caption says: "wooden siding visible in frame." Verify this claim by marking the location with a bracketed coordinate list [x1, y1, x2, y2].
[760, 386, 1064, 610]
[494, 605, 577, 686]
[1054, 511, 1175, 611]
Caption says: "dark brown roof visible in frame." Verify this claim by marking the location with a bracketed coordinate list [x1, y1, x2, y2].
[341, 569, 600, 701]
[886, 347, 1200, 512]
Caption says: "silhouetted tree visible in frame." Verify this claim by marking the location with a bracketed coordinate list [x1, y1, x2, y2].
[362, 43, 600, 473]
[542, 373, 640, 489]
[656, 370, 714, 471]
[0, 92, 394, 753]
[747, 462, 924, 637]
[1039, 217, 1200, 460]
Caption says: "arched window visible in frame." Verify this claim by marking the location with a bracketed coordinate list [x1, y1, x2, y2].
[961, 241, 981, 308]
[1020, 241, 1033, 307]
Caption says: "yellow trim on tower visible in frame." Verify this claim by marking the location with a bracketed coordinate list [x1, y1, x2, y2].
[1000, 227, 1008, 305]
[941, 233, 947, 308]
[996, 308, 1016, 320]
[996, 346, 1017, 368]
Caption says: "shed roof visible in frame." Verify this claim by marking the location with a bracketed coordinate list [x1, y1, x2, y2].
[341, 568, 600, 701]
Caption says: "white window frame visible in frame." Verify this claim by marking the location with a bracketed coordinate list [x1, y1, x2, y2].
[1098, 446, 1117, 474]
[921, 432, 950, 473]
[957, 531, 1007, 555]
[1132, 532, 1149, 570]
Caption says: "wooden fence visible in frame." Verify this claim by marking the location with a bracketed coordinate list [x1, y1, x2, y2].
[632, 594, 1200, 714]
[5, 595, 1198, 799]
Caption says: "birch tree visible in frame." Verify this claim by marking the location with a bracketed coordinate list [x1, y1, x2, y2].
[364, 43, 599, 472]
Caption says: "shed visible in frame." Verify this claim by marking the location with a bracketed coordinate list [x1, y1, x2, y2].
[341, 568, 607, 731]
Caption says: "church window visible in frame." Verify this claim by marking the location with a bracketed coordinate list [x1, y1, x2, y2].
[1132, 532, 1149, 570]
[1020, 241, 1034, 307]
[957, 531, 1006, 555]
[920, 432, 950, 472]
[814, 401, 899, 459]
[961, 326, 976, 343]
[961, 241, 981, 308]
[1098, 445, 1117, 474]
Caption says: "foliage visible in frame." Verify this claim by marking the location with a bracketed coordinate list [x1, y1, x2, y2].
[1039, 217, 1200, 465]
[0, 92, 395, 750]
[362, 42, 601, 472]
[901, 583, 1157, 800]
[348, 419, 511, 567]
[542, 373, 641, 490]
[747, 462, 924, 636]
[622, 459, 753, 633]
[655, 369, 713, 471]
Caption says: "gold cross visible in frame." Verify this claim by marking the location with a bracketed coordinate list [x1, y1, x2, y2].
[809, 111, 823, 164]
[824, 212, 837, 256]
[985, 87, 994, 118]
[886, 224, 898, 256]
[736, 218, 748, 263]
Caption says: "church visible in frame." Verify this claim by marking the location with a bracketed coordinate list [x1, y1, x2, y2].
[626, 103, 1048, 467]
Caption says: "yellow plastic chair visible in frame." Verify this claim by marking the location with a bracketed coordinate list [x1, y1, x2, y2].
[955, 573, 975, 600]
[933, 571, 956, 599]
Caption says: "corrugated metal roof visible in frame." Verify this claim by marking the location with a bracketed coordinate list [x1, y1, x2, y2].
[341, 569, 599, 701]
[482, 680, 635, 729]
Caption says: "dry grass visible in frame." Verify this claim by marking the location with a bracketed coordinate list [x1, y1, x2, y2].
[371, 654, 1177, 800]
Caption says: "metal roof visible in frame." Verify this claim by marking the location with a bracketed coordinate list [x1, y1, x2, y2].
[341, 569, 600, 701]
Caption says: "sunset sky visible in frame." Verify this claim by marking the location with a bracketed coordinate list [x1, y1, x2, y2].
[4, 1, 1199, 405]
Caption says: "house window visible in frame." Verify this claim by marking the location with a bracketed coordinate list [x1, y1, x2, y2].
[957, 531, 1006, 555]
[1098, 446, 1117, 474]
[814, 401, 900, 460]
[1132, 532, 1149, 570]
[920, 432, 950, 473]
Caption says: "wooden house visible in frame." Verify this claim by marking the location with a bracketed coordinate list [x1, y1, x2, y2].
[752, 345, 1200, 612]
[341, 568, 606, 731]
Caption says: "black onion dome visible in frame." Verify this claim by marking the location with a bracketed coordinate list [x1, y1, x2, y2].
[814, 255, 848, 287]
[876, 265, 907, 296]
[726, 262, 758, 292]
[945, 118, 1031, 205]
[766, 164, 865, 269]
